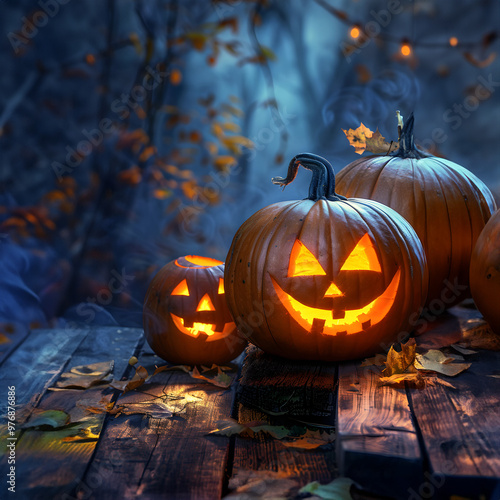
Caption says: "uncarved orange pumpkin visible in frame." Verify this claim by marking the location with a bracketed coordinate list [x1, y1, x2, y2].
[470, 209, 500, 335]
[336, 113, 497, 309]
[143, 256, 247, 365]
[225, 153, 428, 361]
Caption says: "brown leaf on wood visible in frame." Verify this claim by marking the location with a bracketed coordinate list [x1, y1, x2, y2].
[379, 372, 426, 389]
[55, 361, 114, 389]
[382, 339, 417, 376]
[361, 353, 387, 367]
[415, 350, 471, 377]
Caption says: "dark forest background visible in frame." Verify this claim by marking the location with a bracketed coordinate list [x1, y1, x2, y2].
[1, 0, 499, 331]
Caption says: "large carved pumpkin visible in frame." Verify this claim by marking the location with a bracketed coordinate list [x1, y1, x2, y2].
[225, 153, 428, 361]
[470, 209, 500, 334]
[336, 113, 497, 309]
[143, 256, 246, 365]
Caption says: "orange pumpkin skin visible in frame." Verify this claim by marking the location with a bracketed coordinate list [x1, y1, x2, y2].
[470, 210, 500, 335]
[336, 114, 496, 309]
[225, 154, 428, 362]
[143, 256, 247, 365]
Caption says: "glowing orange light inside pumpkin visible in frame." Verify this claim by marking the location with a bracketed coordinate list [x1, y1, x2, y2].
[288, 240, 326, 277]
[171, 314, 236, 340]
[449, 37, 458, 47]
[271, 268, 401, 336]
[324, 282, 344, 298]
[196, 293, 216, 312]
[171, 279, 189, 296]
[350, 26, 360, 39]
[218, 278, 225, 294]
[175, 255, 224, 268]
[340, 233, 382, 272]
[401, 43, 411, 56]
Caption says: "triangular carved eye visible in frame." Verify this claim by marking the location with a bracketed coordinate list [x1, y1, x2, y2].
[288, 240, 327, 277]
[340, 234, 381, 273]
[172, 279, 190, 295]
[196, 293, 216, 311]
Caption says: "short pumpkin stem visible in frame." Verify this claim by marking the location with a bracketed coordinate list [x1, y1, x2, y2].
[393, 112, 428, 159]
[272, 153, 346, 202]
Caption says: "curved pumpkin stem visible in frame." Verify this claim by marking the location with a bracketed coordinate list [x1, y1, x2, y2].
[272, 153, 346, 202]
[393, 112, 428, 159]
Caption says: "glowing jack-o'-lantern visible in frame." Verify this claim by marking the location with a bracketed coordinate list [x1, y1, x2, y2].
[225, 153, 428, 361]
[143, 255, 247, 365]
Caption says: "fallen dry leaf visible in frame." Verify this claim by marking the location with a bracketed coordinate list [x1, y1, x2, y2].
[225, 470, 298, 499]
[450, 344, 478, 356]
[209, 419, 334, 449]
[21, 409, 70, 429]
[299, 477, 355, 499]
[378, 372, 426, 389]
[361, 353, 387, 367]
[191, 366, 233, 388]
[382, 339, 417, 376]
[415, 350, 471, 377]
[55, 361, 114, 389]
[366, 129, 398, 154]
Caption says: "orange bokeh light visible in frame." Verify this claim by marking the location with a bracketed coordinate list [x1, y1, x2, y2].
[401, 43, 412, 56]
[350, 26, 361, 39]
[449, 37, 458, 47]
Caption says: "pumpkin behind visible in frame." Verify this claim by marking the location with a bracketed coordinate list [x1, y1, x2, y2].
[336, 114, 496, 309]
[470, 210, 500, 335]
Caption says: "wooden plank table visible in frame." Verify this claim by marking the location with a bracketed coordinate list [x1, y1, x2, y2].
[1, 306, 499, 500]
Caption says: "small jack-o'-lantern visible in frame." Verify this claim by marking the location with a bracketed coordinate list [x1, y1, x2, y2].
[470, 210, 500, 335]
[225, 153, 428, 361]
[143, 256, 247, 365]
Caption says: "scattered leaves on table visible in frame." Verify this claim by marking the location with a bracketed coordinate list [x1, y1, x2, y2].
[299, 477, 355, 499]
[209, 418, 334, 449]
[378, 372, 426, 389]
[110, 362, 234, 394]
[415, 349, 471, 377]
[55, 360, 114, 389]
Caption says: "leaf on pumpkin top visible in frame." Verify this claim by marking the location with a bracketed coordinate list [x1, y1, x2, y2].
[382, 339, 417, 376]
[55, 360, 114, 389]
[415, 350, 471, 377]
[365, 129, 398, 154]
[299, 477, 355, 499]
[342, 123, 373, 155]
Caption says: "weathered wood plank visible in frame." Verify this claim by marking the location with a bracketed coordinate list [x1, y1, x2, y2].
[0, 322, 31, 366]
[237, 345, 336, 424]
[231, 403, 336, 489]
[336, 363, 423, 498]
[409, 349, 500, 499]
[85, 342, 238, 500]
[2, 327, 143, 500]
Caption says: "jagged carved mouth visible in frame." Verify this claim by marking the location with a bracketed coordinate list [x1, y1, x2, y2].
[171, 314, 236, 342]
[270, 268, 401, 336]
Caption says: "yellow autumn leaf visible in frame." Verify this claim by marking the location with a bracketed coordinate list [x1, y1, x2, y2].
[342, 122, 374, 154]
[382, 339, 417, 376]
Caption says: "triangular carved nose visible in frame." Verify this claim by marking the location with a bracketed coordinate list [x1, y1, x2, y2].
[324, 282, 343, 298]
